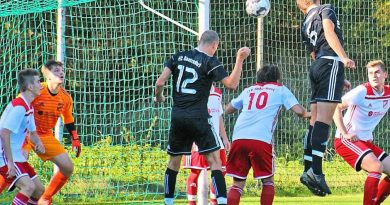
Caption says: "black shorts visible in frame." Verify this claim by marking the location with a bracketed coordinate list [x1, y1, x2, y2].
[309, 57, 345, 103]
[167, 117, 221, 156]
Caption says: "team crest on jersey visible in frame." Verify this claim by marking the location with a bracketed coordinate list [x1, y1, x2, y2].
[37, 101, 45, 107]
[384, 100, 388, 109]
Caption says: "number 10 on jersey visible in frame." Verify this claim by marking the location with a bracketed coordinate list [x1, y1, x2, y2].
[248, 92, 268, 110]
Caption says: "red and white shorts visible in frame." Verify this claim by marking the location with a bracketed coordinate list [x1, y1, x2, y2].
[182, 149, 227, 170]
[226, 139, 274, 179]
[0, 162, 37, 191]
[334, 138, 387, 171]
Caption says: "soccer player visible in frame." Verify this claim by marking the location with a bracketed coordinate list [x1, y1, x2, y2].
[333, 60, 390, 205]
[154, 30, 250, 205]
[296, 0, 356, 195]
[0, 68, 46, 205]
[182, 85, 230, 205]
[225, 65, 310, 205]
[23, 60, 81, 205]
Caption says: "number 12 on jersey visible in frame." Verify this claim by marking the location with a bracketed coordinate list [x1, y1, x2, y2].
[176, 65, 198, 94]
[248, 92, 268, 110]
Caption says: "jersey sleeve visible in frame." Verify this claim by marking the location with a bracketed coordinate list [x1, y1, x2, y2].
[342, 85, 366, 106]
[320, 4, 338, 23]
[2, 106, 25, 133]
[230, 91, 245, 110]
[164, 54, 177, 71]
[62, 95, 75, 124]
[207, 57, 228, 82]
[282, 86, 299, 110]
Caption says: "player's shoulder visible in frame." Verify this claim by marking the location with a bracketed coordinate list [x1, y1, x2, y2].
[58, 86, 73, 100]
[384, 85, 390, 96]
[11, 97, 29, 112]
[319, 4, 334, 12]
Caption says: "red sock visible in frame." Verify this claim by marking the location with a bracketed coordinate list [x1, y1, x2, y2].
[261, 182, 275, 205]
[13, 192, 29, 205]
[27, 197, 38, 205]
[187, 169, 200, 205]
[375, 176, 390, 205]
[364, 172, 381, 205]
[41, 171, 69, 201]
[227, 185, 243, 205]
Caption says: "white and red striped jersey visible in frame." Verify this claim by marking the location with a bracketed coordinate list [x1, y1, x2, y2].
[335, 83, 390, 141]
[230, 82, 299, 144]
[208, 85, 224, 149]
[0, 96, 35, 165]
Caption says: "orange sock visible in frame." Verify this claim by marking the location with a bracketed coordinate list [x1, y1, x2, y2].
[0, 176, 7, 194]
[41, 171, 69, 200]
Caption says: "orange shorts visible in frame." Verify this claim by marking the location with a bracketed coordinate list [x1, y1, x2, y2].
[23, 133, 66, 161]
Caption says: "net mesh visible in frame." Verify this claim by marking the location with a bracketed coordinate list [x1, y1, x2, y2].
[0, 0, 389, 203]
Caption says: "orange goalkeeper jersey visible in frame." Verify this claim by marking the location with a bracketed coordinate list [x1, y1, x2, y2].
[32, 82, 74, 135]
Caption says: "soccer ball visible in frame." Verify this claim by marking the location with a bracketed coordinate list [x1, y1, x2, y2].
[245, 0, 271, 18]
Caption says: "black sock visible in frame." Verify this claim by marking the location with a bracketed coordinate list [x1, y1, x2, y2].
[311, 121, 330, 175]
[164, 168, 178, 201]
[211, 170, 227, 205]
[304, 125, 313, 172]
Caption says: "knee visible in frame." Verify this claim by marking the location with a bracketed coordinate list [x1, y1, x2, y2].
[60, 162, 74, 177]
[366, 161, 383, 173]
[34, 182, 45, 198]
[21, 182, 36, 196]
[168, 156, 182, 171]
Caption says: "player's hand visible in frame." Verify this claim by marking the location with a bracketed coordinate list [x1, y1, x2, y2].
[154, 95, 166, 103]
[303, 111, 311, 119]
[7, 163, 16, 179]
[341, 57, 356, 69]
[72, 138, 82, 157]
[222, 137, 231, 152]
[343, 79, 352, 91]
[310, 52, 316, 60]
[236, 47, 251, 60]
[34, 142, 45, 154]
[343, 133, 358, 142]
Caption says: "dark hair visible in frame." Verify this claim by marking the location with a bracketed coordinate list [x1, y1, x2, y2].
[18, 68, 40, 92]
[256, 64, 281, 83]
[198, 30, 219, 45]
[41, 60, 63, 78]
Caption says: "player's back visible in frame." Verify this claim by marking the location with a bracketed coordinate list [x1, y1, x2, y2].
[231, 82, 299, 144]
[301, 4, 343, 58]
[168, 49, 227, 118]
[32, 83, 74, 135]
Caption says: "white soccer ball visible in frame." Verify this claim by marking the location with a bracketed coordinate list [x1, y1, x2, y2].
[245, 0, 271, 18]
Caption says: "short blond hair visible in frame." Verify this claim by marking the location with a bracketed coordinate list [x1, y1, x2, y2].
[366, 60, 386, 72]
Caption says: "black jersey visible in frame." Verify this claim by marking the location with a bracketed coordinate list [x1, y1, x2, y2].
[165, 49, 228, 118]
[300, 4, 343, 58]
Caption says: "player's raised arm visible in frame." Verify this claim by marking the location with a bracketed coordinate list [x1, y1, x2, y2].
[220, 47, 251, 90]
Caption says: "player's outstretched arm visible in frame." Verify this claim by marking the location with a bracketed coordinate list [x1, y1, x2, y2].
[290, 104, 310, 118]
[154, 67, 172, 102]
[323, 19, 355, 69]
[0, 129, 16, 178]
[65, 123, 82, 157]
[29, 131, 45, 154]
[220, 47, 251, 90]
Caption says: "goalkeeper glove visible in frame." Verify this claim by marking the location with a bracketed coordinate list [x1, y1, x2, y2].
[71, 130, 82, 157]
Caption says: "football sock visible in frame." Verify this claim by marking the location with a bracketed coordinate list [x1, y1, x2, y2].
[304, 125, 313, 172]
[187, 169, 200, 205]
[41, 171, 69, 201]
[227, 185, 243, 205]
[211, 170, 227, 205]
[364, 172, 381, 205]
[210, 170, 225, 205]
[13, 192, 29, 205]
[375, 176, 390, 205]
[164, 168, 178, 205]
[311, 121, 330, 175]
[261, 181, 275, 205]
